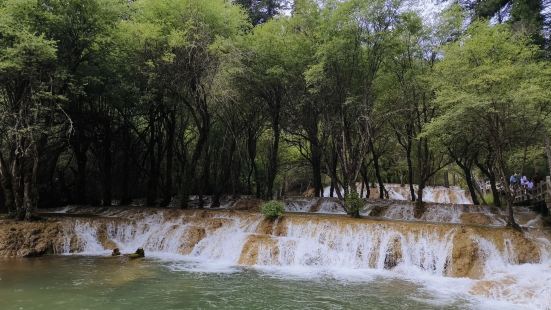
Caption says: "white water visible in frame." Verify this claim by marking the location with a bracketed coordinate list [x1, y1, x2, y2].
[55, 207, 551, 309]
[323, 183, 473, 204]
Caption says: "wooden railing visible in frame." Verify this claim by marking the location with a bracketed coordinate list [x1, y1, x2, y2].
[513, 176, 551, 209]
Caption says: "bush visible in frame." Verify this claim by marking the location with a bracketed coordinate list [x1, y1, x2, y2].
[344, 191, 363, 217]
[260, 200, 285, 219]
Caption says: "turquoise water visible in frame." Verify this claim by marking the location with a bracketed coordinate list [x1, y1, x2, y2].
[0, 256, 472, 310]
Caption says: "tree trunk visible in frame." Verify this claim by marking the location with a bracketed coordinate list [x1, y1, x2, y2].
[414, 181, 425, 218]
[266, 109, 280, 200]
[101, 122, 112, 207]
[23, 150, 39, 221]
[307, 116, 323, 197]
[406, 145, 415, 201]
[360, 164, 370, 199]
[120, 125, 131, 205]
[372, 154, 385, 199]
[310, 141, 322, 198]
[0, 154, 15, 217]
[180, 120, 209, 208]
[246, 129, 259, 196]
[476, 161, 501, 207]
[495, 151, 520, 230]
[146, 106, 158, 206]
[464, 168, 479, 205]
[161, 111, 175, 208]
[73, 148, 87, 205]
[457, 161, 479, 205]
[198, 144, 210, 208]
[11, 157, 24, 220]
[489, 172, 501, 207]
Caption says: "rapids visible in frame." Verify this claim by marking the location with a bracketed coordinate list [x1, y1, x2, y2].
[322, 184, 473, 204]
[49, 205, 551, 309]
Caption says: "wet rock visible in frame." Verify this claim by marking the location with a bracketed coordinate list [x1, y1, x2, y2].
[460, 213, 492, 226]
[178, 226, 206, 255]
[232, 198, 263, 212]
[506, 230, 540, 264]
[238, 234, 278, 265]
[368, 205, 387, 218]
[384, 237, 402, 269]
[0, 220, 65, 257]
[449, 229, 484, 279]
[127, 247, 145, 259]
[308, 198, 323, 213]
[96, 224, 118, 250]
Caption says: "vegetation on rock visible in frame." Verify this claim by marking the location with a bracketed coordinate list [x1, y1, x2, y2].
[260, 200, 285, 219]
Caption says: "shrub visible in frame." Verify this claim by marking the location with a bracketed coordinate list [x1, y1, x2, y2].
[260, 200, 285, 219]
[344, 191, 363, 217]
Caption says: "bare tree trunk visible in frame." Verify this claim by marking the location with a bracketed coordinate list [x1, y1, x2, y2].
[12, 157, 24, 220]
[310, 139, 323, 197]
[464, 168, 479, 205]
[415, 181, 425, 218]
[406, 145, 415, 201]
[360, 164, 370, 199]
[161, 111, 175, 208]
[146, 107, 158, 206]
[120, 125, 131, 205]
[476, 161, 501, 207]
[0, 153, 15, 217]
[180, 119, 209, 208]
[73, 148, 87, 205]
[266, 108, 280, 200]
[246, 128, 259, 196]
[372, 156, 385, 199]
[456, 161, 479, 205]
[495, 150, 520, 230]
[101, 122, 112, 207]
[23, 151, 39, 221]
[198, 144, 210, 208]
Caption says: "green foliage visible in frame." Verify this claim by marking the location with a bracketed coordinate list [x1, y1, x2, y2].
[344, 191, 364, 215]
[1, 0, 551, 222]
[260, 200, 285, 219]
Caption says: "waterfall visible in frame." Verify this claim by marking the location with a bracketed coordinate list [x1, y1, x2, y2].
[322, 184, 473, 204]
[56, 207, 551, 309]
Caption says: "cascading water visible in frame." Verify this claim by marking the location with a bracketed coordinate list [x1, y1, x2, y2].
[322, 183, 473, 204]
[54, 207, 551, 309]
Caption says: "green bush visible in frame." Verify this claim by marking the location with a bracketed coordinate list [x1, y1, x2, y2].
[260, 200, 285, 219]
[344, 191, 363, 217]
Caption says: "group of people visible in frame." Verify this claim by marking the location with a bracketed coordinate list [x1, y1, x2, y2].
[509, 173, 542, 191]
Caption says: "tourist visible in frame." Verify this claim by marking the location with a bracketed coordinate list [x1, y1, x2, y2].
[520, 175, 528, 187]
[527, 179, 534, 191]
[509, 174, 518, 185]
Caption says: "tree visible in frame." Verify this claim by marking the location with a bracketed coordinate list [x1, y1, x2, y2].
[428, 21, 551, 228]
[234, 0, 289, 25]
[0, 0, 62, 219]
[306, 0, 402, 216]
[114, 0, 248, 207]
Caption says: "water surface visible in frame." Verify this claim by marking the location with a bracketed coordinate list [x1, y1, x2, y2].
[0, 256, 473, 310]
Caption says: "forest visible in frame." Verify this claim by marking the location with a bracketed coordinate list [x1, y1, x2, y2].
[0, 0, 550, 228]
